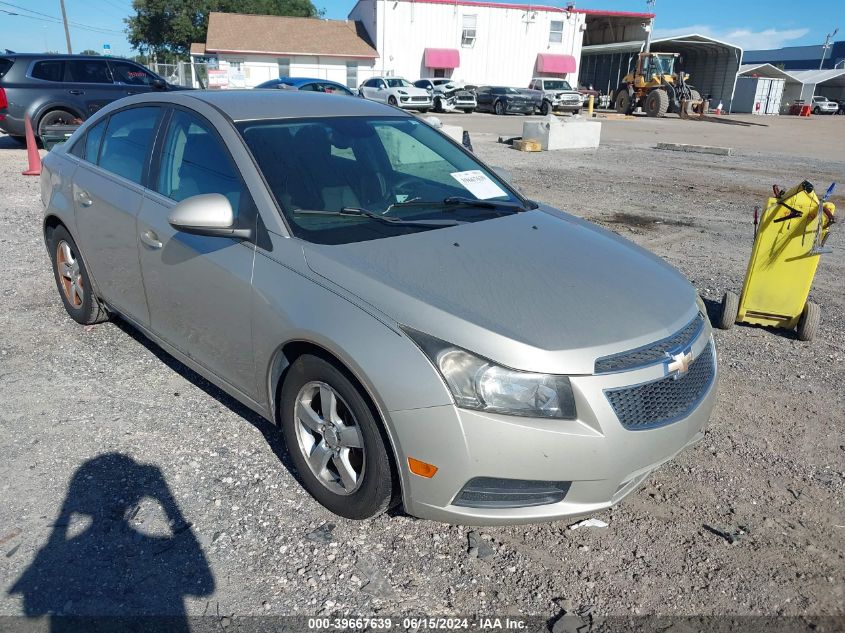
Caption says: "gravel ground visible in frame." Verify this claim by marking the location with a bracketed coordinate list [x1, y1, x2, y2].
[0, 125, 843, 622]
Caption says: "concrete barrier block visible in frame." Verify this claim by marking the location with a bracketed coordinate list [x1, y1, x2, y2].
[522, 115, 601, 150]
[440, 124, 464, 144]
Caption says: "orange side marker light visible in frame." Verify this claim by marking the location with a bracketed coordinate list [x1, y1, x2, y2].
[408, 457, 438, 478]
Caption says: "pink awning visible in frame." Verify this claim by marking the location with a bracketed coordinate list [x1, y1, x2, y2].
[536, 53, 577, 74]
[424, 48, 460, 69]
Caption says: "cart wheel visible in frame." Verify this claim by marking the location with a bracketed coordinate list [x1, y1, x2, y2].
[718, 291, 739, 329]
[797, 301, 820, 341]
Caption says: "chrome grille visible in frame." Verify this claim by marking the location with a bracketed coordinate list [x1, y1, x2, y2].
[605, 342, 715, 430]
[594, 314, 705, 374]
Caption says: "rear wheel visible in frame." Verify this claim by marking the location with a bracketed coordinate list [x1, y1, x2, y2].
[37, 109, 77, 138]
[494, 100, 505, 115]
[718, 291, 739, 330]
[645, 89, 669, 117]
[49, 225, 108, 325]
[797, 301, 820, 341]
[614, 91, 632, 114]
[279, 355, 396, 519]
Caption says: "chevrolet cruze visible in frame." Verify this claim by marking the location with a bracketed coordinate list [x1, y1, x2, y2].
[40, 90, 718, 524]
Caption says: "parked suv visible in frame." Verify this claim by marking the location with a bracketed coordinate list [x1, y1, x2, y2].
[528, 78, 582, 115]
[358, 76, 432, 111]
[0, 53, 184, 141]
[811, 95, 838, 115]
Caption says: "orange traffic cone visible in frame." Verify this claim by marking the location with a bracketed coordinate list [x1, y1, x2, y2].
[22, 114, 41, 177]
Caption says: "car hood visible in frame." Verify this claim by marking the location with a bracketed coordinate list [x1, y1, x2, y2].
[302, 208, 699, 374]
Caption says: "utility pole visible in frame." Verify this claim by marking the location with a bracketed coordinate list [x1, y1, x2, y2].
[59, 0, 73, 54]
[820, 28, 838, 69]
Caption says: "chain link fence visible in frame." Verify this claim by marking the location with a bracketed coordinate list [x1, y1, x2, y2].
[147, 61, 210, 88]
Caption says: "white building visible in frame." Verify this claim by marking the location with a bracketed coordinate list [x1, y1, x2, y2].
[348, 0, 587, 85]
[192, 2, 607, 89]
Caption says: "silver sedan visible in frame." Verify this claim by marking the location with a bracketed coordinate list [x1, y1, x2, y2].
[40, 90, 717, 524]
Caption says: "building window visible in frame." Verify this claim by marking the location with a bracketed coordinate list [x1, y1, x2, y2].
[346, 61, 357, 88]
[228, 58, 244, 71]
[277, 57, 290, 78]
[461, 15, 477, 47]
[549, 20, 564, 44]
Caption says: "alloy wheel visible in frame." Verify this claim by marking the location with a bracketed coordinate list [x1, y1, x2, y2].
[294, 381, 366, 495]
[56, 240, 84, 308]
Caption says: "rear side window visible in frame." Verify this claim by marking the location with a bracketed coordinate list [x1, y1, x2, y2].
[66, 60, 112, 84]
[0, 58, 13, 78]
[32, 60, 64, 82]
[83, 119, 107, 162]
[156, 110, 243, 211]
[98, 107, 159, 184]
[109, 61, 156, 86]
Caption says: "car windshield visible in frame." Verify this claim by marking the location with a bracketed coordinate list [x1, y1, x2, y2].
[543, 80, 572, 91]
[237, 116, 523, 245]
[386, 78, 411, 88]
[652, 56, 675, 75]
[501, 87, 522, 94]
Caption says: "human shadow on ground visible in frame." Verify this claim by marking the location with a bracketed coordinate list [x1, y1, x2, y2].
[8, 453, 214, 632]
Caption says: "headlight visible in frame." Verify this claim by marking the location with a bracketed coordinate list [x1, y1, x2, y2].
[398, 90, 407, 95]
[403, 327, 576, 419]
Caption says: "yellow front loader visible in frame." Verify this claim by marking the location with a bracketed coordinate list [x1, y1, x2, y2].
[614, 52, 703, 118]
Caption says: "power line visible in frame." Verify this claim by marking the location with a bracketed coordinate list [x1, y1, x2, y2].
[0, 1, 125, 34]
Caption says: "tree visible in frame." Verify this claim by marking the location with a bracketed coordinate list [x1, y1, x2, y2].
[126, 0, 321, 59]
[79, 49, 101, 56]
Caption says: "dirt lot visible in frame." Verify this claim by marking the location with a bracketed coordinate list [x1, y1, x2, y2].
[0, 112, 843, 624]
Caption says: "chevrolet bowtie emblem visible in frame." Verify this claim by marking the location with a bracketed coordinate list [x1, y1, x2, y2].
[666, 349, 693, 377]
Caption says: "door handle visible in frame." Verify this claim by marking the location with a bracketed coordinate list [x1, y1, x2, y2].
[76, 190, 93, 207]
[68, 89, 84, 95]
[140, 230, 163, 249]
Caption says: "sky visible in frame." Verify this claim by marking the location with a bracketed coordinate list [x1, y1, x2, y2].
[0, 0, 841, 56]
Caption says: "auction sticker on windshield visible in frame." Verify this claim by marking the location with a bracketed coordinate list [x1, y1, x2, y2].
[450, 170, 508, 200]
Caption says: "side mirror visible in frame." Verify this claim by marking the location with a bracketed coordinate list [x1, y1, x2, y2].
[152, 78, 167, 91]
[167, 193, 251, 239]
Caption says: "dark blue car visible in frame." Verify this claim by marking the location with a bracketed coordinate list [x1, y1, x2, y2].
[254, 77, 356, 96]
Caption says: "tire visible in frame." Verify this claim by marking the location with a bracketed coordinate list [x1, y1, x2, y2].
[463, 108, 474, 114]
[797, 301, 820, 342]
[645, 89, 669, 117]
[418, 108, 429, 114]
[494, 99, 505, 116]
[813, 107, 820, 115]
[48, 225, 108, 326]
[572, 109, 580, 115]
[718, 291, 739, 330]
[37, 109, 77, 138]
[615, 91, 632, 114]
[434, 97, 443, 113]
[388, 96, 398, 107]
[279, 354, 396, 520]
[540, 100, 551, 116]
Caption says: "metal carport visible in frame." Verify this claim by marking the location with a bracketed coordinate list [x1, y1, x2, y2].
[579, 34, 743, 111]
[788, 69, 845, 103]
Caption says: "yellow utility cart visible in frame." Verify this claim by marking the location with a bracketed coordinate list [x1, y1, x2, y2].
[718, 180, 836, 341]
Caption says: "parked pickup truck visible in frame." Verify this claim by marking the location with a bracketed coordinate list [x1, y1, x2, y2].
[811, 95, 838, 114]
[528, 78, 582, 115]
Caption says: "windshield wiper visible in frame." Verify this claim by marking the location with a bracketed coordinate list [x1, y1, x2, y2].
[293, 207, 465, 227]
[388, 196, 533, 213]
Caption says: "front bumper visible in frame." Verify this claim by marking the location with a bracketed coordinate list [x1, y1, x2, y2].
[399, 97, 433, 110]
[389, 334, 718, 525]
[506, 103, 536, 113]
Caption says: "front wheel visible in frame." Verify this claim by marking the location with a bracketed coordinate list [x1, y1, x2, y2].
[615, 91, 632, 114]
[388, 96, 398, 107]
[49, 225, 108, 325]
[462, 108, 474, 114]
[279, 355, 396, 519]
[540, 100, 551, 116]
[494, 100, 505, 115]
[813, 106, 821, 115]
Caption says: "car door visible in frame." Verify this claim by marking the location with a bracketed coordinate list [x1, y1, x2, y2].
[475, 87, 491, 111]
[361, 78, 379, 100]
[72, 105, 162, 325]
[64, 59, 125, 118]
[136, 107, 257, 397]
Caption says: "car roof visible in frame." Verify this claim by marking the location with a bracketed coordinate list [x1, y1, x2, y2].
[0, 53, 129, 61]
[179, 89, 403, 121]
[280, 77, 345, 86]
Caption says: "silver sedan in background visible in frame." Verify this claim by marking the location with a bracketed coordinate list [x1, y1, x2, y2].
[40, 90, 717, 524]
